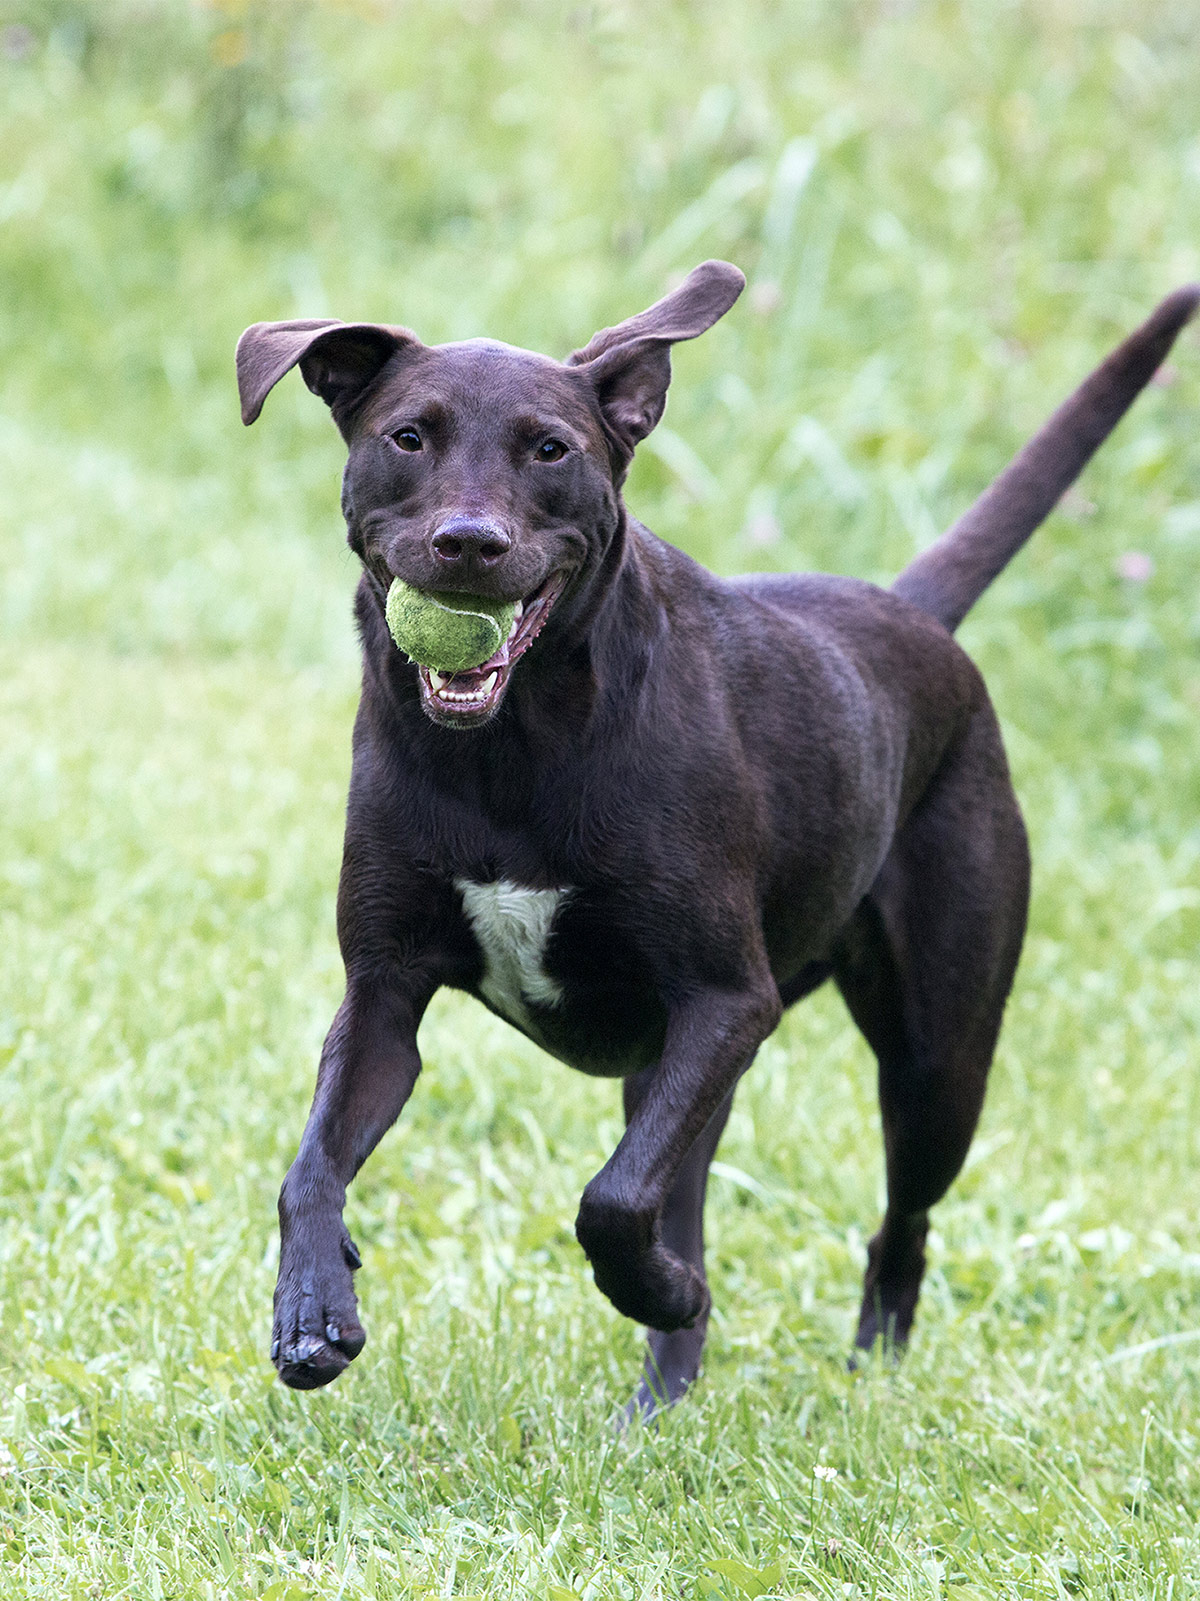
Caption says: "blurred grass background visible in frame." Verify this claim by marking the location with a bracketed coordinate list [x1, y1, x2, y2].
[2, 1, 1200, 1596]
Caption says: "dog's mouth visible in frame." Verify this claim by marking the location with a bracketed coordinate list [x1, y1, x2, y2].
[415, 572, 567, 727]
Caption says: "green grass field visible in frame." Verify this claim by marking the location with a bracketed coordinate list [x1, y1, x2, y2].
[3, 1, 1200, 1594]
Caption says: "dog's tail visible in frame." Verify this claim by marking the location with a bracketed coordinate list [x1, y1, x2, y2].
[891, 286, 1200, 633]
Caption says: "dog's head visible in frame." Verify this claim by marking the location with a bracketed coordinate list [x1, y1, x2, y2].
[237, 260, 744, 728]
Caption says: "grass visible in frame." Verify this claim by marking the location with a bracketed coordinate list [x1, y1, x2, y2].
[3, 0, 1200, 1594]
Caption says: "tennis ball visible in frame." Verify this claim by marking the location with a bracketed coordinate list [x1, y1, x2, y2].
[384, 579, 517, 673]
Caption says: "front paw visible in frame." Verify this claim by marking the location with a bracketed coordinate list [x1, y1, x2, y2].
[576, 1194, 710, 1332]
[590, 1240, 710, 1333]
[272, 1227, 366, 1390]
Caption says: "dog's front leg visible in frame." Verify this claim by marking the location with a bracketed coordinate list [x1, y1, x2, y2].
[575, 978, 780, 1336]
[272, 977, 429, 1389]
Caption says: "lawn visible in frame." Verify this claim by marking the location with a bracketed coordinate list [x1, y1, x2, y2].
[2, 1, 1200, 1595]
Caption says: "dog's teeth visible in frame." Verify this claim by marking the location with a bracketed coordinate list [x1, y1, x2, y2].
[430, 671, 499, 706]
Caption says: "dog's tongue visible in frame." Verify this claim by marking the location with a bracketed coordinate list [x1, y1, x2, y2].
[443, 639, 510, 686]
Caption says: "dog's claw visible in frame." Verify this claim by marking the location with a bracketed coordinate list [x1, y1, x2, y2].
[277, 1346, 350, 1390]
[273, 1319, 366, 1391]
[342, 1237, 362, 1270]
[270, 1337, 280, 1361]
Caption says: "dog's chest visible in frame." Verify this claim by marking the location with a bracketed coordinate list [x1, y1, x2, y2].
[456, 878, 572, 1032]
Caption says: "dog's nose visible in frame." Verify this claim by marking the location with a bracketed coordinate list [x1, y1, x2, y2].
[431, 517, 512, 567]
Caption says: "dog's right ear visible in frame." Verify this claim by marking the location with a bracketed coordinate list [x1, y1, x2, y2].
[236, 319, 417, 429]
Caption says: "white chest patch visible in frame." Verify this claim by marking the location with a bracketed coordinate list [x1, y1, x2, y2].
[456, 878, 571, 1031]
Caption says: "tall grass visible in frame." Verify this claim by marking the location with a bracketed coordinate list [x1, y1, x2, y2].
[2, 1, 1200, 1595]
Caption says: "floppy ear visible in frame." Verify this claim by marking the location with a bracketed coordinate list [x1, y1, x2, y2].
[236, 319, 416, 429]
[567, 260, 745, 459]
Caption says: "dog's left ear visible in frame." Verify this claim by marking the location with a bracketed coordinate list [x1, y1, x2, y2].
[568, 260, 745, 462]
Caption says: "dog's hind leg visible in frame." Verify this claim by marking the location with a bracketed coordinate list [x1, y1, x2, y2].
[832, 704, 1030, 1357]
[620, 1073, 735, 1419]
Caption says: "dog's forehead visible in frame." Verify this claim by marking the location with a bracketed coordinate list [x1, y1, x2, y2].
[375, 337, 595, 423]
[433, 336, 557, 368]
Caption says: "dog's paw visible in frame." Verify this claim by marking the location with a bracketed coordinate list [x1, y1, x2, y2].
[850, 1216, 926, 1362]
[271, 1228, 366, 1390]
[594, 1242, 711, 1333]
[576, 1194, 711, 1331]
[620, 1324, 708, 1427]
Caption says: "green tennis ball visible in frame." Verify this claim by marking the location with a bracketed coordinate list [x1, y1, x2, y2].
[385, 579, 517, 673]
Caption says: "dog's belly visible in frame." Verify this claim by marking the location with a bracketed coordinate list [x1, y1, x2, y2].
[456, 878, 666, 1077]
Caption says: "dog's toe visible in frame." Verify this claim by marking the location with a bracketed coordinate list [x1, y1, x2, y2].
[274, 1322, 365, 1390]
[278, 1347, 348, 1390]
[272, 1295, 366, 1390]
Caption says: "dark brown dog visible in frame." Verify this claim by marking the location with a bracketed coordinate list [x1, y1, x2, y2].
[238, 264, 1196, 1415]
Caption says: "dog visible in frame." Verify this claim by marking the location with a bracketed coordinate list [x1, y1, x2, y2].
[237, 263, 1196, 1415]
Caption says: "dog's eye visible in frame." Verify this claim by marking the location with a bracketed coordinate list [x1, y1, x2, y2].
[535, 439, 568, 463]
[391, 428, 422, 452]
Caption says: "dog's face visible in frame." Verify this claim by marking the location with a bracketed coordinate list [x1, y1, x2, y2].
[339, 339, 615, 727]
[237, 261, 744, 727]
